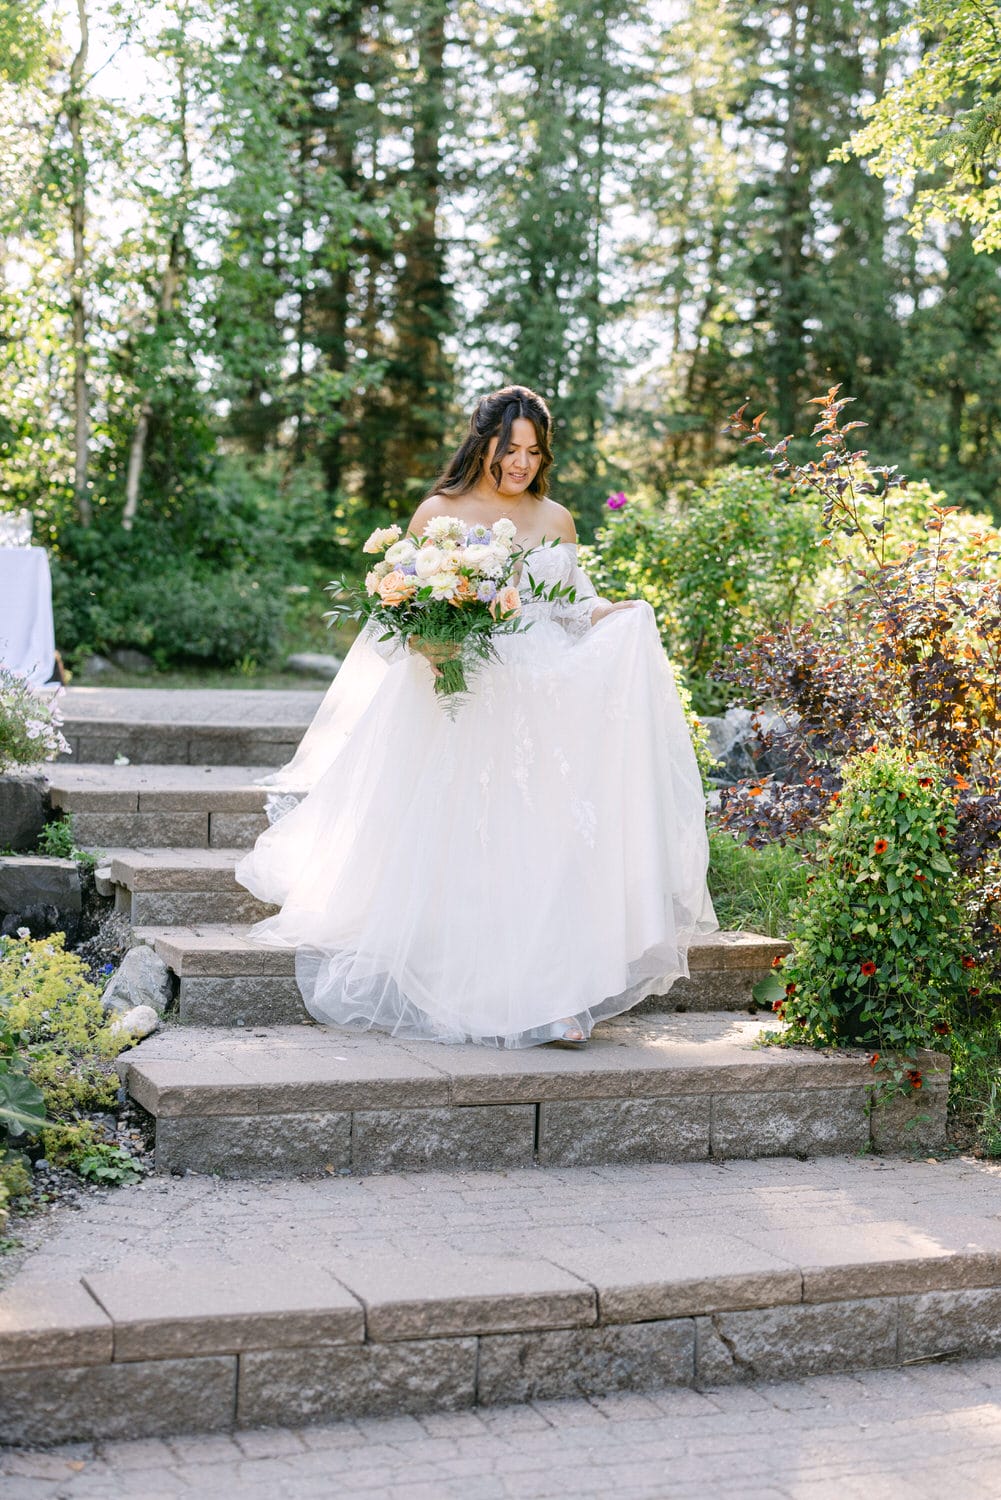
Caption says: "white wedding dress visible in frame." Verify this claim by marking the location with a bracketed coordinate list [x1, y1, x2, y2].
[235, 542, 718, 1047]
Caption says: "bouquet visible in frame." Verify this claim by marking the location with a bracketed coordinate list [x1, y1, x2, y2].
[326, 515, 576, 708]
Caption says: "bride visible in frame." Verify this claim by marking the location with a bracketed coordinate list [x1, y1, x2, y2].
[235, 384, 717, 1048]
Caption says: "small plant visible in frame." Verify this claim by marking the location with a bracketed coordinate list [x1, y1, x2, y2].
[37, 817, 74, 860]
[0, 933, 142, 1193]
[707, 829, 811, 937]
[0, 668, 70, 770]
[754, 749, 972, 1092]
[76, 1143, 144, 1185]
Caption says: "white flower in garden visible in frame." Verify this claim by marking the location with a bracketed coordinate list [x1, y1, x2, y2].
[362, 525, 402, 554]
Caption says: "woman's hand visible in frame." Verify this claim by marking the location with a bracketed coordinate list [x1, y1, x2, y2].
[408, 636, 460, 679]
[590, 600, 642, 626]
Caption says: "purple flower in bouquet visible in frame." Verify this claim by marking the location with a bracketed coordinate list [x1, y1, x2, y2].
[606, 491, 627, 511]
[398, 562, 417, 575]
[466, 523, 493, 544]
[477, 579, 498, 603]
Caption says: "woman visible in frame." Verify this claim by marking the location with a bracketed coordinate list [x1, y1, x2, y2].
[235, 385, 717, 1047]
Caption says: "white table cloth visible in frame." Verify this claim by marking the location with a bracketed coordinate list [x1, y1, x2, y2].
[0, 546, 56, 685]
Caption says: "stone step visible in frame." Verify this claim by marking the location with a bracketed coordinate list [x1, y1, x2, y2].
[3, 1154, 999, 1444]
[108, 849, 276, 926]
[56, 686, 323, 766]
[119, 1017, 947, 1179]
[129, 924, 789, 1027]
[49, 765, 274, 849]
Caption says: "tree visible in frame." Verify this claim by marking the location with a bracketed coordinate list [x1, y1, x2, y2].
[838, 0, 1001, 252]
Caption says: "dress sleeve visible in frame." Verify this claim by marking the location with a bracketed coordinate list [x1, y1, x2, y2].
[360, 618, 408, 664]
[526, 545, 612, 639]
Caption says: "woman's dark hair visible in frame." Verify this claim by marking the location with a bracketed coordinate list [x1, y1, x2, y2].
[426, 385, 554, 500]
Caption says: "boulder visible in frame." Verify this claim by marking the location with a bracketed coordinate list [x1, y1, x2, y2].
[0, 772, 49, 851]
[110, 648, 155, 674]
[285, 652, 342, 679]
[108, 1004, 160, 1040]
[703, 707, 799, 786]
[80, 654, 117, 678]
[101, 944, 173, 1017]
[0, 856, 81, 941]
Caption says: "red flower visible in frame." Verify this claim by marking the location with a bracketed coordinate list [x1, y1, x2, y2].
[915, 873, 926, 882]
[898, 791, 907, 800]
[785, 982, 796, 996]
[772, 1001, 786, 1016]
[961, 956, 976, 969]
[797, 1017, 807, 1027]
[860, 960, 877, 977]
[918, 777, 933, 787]
[906, 1069, 923, 1090]
[970, 987, 981, 997]
[873, 839, 888, 854]
[937, 826, 947, 838]
[932, 1021, 950, 1036]
[771, 955, 783, 969]
[868, 1052, 880, 1067]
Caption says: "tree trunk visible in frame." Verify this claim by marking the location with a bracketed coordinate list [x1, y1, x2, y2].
[123, 40, 190, 530]
[67, 0, 91, 524]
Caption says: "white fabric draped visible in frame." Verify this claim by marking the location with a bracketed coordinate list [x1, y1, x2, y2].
[236, 542, 717, 1047]
[0, 547, 56, 686]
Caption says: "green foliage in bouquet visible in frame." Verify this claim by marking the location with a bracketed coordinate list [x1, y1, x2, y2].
[753, 749, 973, 1092]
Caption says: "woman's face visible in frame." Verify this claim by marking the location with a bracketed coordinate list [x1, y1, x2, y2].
[483, 416, 543, 497]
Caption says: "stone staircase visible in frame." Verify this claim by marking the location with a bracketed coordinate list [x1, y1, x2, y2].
[0, 700, 978, 1447]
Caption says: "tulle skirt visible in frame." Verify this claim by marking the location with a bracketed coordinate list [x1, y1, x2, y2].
[235, 601, 717, 1047]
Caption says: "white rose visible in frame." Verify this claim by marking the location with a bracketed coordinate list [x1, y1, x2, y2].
[492, 517, 517, 542]
[362, 524, 402, 554]
[481, 545, 510, 579]
[461, 544, 493, 572]
[415, 546, 446, 579]
[424, 515, 466, 545]
[385, 539, 417, 567]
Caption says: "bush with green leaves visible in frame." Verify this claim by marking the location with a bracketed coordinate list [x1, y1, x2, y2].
[581, 467, 823, 712]
[754, 749, 974, 1093]
[0, 932, 142, 1192]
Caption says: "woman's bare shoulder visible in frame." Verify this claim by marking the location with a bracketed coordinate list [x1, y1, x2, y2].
[406, 493, 458, 533]
[541, 498, 578, 543]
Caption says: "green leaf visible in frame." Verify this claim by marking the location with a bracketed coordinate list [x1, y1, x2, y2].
[0, 1071, 47, 1138]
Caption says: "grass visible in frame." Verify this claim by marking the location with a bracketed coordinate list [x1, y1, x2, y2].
[707, 827, 811, 938]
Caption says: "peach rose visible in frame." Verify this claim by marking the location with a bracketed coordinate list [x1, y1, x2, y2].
[377, 569, 417, 606]
[452, 575, 477, 604]
[490, 585, 521, 619]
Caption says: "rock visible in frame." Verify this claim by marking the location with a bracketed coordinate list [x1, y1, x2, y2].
[109, 1004, 160, 1040]
[0, 772, 49, 851]
[285, 652, 342, 679]
[80, 654, 117, 678]
[101, 944, 173, 1017]
[110, 648, 155, 674]
[703, 707, 798, 786]
[0, 857, 81, 942]
[93, 865, 114, 898]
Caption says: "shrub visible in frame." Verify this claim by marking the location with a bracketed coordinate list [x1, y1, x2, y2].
[0, 933, 141, 1188]
[718, 388, 1001, 900]
[0, 668, 70, 770]
[582, 468, 823, 712]
[754, 749, 973, 1091]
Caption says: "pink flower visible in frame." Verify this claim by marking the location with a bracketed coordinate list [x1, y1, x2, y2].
[606, 491, 627, 510]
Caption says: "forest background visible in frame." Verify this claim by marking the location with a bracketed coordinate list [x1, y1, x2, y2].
[2, 0, 999, 685]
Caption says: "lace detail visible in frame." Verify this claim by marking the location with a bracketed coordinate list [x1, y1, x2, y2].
[264, 791, 302, 825]
[519, 542, 610, 638]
